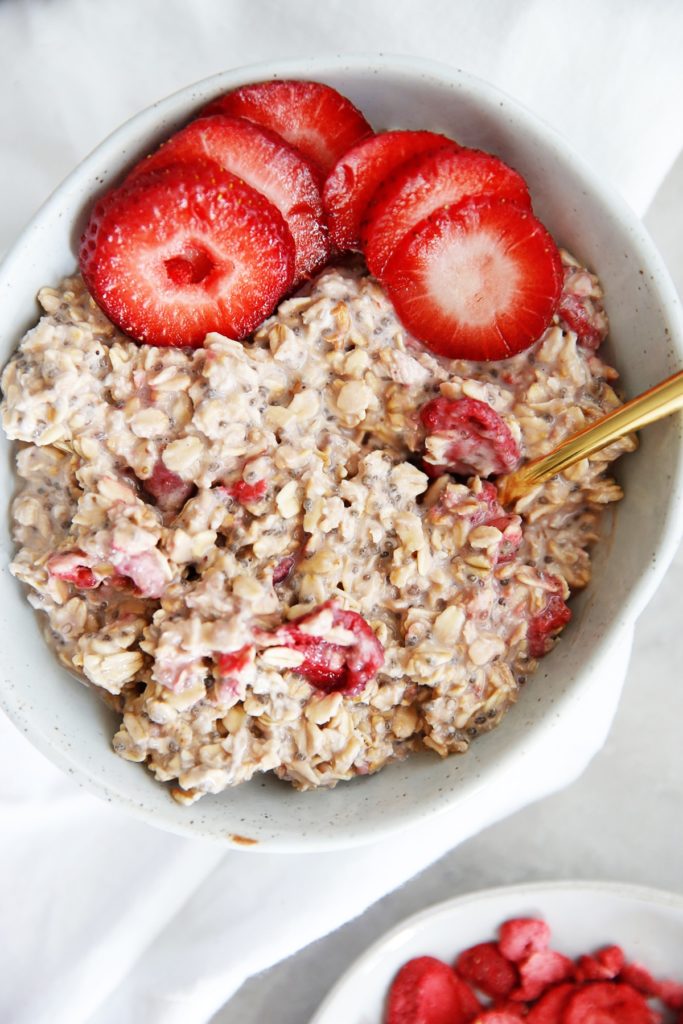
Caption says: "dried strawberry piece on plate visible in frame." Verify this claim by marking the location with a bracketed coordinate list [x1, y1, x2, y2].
[472, 1013, 525, 1023]
[79, 161, 295, 347]
[498, 919, 552, 963]
[562, 981, 658, 1023]
[527, 584, 572, 658]
[455, 942, 519, 999]
[575, 945, 625, 982]
[382, 196, 563, 361]
[420, 396, 521, 478]
[323, 130, 455, 250]
[385, 956, 481, 1024]
[526, 982, 578, 1023]
[361, 147, 531, 277]
[127, 115, 329, 282]
[262, 600, 384, 695]
[200, 79, 373, 175]
[510, 949, 574, 1002]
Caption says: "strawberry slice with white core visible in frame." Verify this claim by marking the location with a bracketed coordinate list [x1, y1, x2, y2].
[79, 161, 295, 347]
[127, 116, 328, 283]
[383, 197, 563, 361]
[361, 147, 531, 277]
[200, 80, 373, 175]
[323, 130, 457, 251]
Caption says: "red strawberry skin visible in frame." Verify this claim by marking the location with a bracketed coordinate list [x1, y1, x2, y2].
[383, 197, 563, 361]
[200, 79, 373, 175]
[79, 161, 295, 347]
[127, 115, 328, 283]
[323, 130, 457, 251]
[361, 147, 531, 277]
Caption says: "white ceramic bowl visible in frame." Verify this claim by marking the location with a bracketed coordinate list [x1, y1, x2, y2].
[1, 55, 682, 850]
[310, 880, 683, 1023]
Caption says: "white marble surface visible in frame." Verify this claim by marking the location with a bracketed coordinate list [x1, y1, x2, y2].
[211, 152, 683, 1024]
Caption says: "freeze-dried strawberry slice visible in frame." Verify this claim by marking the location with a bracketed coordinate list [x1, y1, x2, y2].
[142, 459, 196, 515]
[47, 551, 98, 589]
[361, 147, 531, 277]
[562, 981, 656, 1023]
[526, 982, 578, 1023]
[620, 961, 672, 1000]
[557, 292, 607, 351]
[485, 1002, 526, 1020]
[128, 115, 328, 282]
[575, 945, 624, 982]
[386, 956, 481, 1024]
[498, 919, 552, 963]
[201, 79, 373, 175]
[659, 979, 683, 1010]
[383, 197, 563, 361]
[265, 600, 384, 695]
[323, 130, 454, 250]
[510, 950, 574, 1002]
[420, 396, 521, 478]
[455, 942, 518, 999]
[527, 585, 572, 658]
[79, 161, 295, 347]
[472, 1013, 524, 1024]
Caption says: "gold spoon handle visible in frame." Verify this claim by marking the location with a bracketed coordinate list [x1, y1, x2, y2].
[497, 368, 683, 506]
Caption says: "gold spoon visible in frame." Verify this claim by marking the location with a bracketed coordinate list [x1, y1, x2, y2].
[496, 368, 683, 506]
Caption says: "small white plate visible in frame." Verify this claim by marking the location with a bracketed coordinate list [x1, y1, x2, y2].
[310, 880, 683, 1023]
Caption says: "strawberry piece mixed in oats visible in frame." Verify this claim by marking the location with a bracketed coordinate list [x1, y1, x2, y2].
[420, 396, 521, 478]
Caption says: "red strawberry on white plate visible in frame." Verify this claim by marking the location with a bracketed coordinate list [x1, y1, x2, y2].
[127, 115, 328, 283]
[323, 130, 457, 251]
[79, 161, 295, 347]
[382, 196, 563, 361]
[200, 79, 373, 176]
[361, 147, 531, 277]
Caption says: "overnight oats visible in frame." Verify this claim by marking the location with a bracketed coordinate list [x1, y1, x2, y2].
[0, 80, 635, 804]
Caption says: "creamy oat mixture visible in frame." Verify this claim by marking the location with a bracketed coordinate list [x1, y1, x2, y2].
[1, 254, 634, 802]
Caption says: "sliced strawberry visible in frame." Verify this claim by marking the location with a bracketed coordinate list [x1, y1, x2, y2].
[386, 956, 481, 1024]
[361, 147, 531, 277]
[127, 116, 328, 283]
[79, 161, 295, 346]
[562, 981, 656, 1024]
[200, 79, 373, 175]
[262, 600, 384, 695]
[323, 130, 455, 250]
[420, 396, 521, 478]
[382, 197, 563, 361]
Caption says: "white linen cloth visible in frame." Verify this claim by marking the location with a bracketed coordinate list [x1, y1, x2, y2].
[1, 2, 682, 1021]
